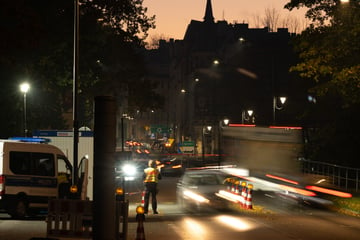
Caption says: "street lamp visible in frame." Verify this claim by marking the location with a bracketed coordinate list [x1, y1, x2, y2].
[273, 96, 287, 125]
[218, 118, 229, 167]
[20, 83, 30, 136]
[241, 110, 254, 124]
[202, 125, 212, 162]
[121, 113, 133, 151]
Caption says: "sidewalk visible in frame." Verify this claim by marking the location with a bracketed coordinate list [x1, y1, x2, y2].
[26, 202, 181, 240]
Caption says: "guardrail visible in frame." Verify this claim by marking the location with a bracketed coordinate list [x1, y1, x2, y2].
[300, 158, 360, 192]
[46, 199, 129, 239]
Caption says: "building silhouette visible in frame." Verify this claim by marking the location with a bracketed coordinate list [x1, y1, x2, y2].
[141, 0, 306, 154]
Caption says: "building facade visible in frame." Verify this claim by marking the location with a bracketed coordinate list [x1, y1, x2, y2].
[143, 0, 305, 155]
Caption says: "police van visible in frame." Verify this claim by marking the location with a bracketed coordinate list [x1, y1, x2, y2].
[0, 138, 74, 218]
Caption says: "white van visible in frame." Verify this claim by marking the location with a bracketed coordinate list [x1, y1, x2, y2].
[0, 138, 74, 218]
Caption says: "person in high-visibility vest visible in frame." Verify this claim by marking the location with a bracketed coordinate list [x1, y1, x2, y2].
[143, 159, 162, 214]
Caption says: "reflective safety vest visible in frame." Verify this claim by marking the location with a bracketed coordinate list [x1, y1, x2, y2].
[144, 167, 159, 183]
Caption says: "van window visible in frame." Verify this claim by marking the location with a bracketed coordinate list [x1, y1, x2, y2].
[58, 155, 71, 174]
[9, 151, 31, 175]
[9, 151, 55, 176]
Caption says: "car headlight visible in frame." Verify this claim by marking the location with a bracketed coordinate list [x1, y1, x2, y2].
[183, 190, 210, 203]
[122, 164, 137, 176]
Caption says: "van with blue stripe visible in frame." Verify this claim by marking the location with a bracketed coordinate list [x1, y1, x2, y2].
[0, 138, 73, 218]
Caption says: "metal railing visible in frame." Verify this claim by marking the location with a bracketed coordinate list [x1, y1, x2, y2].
[300, 158, 360, 192]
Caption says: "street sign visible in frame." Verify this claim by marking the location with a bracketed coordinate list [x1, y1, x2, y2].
[179, 141, 195, 154]
[150, 125, 170, 134]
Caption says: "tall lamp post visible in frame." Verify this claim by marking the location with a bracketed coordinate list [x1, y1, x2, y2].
[202, 125, 212, 163]
[273, 96, 286, 125]
[20, 83, 30, 136]
[218, 118, 229, 167]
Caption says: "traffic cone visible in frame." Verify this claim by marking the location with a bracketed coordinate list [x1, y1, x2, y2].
[135, 213, 146, 240]
[245, 184, 253, 209]
[225, 178, 231, 191]
[240, 182, 247, 207]
[235, 181, 240, 194]
[230, 179, 235, 193]
[141, 191, 145, 206]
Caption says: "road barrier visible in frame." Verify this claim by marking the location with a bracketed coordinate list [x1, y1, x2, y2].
[220, 178, 255, 209]
[46, 199, 129, 239]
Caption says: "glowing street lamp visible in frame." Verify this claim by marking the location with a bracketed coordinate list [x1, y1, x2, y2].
[20, 83, 30, 136]
[273, 96, 286, 125]
[242, 110, 254, 124]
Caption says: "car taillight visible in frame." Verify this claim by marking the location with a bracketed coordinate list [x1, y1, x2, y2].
[0, 175, 5, 196]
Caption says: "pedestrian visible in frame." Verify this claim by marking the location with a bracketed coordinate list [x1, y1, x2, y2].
[143, 159, 162, 214]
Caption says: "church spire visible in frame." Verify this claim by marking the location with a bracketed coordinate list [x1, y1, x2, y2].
[203, 0, 214, 23]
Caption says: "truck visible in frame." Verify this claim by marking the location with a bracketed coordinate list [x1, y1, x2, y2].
[33, 130, 94, 200]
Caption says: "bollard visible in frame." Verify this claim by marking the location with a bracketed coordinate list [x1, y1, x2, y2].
[116, 187, 125, 202]
[135, 205, 146, 240]
[245, 184, 253, 209]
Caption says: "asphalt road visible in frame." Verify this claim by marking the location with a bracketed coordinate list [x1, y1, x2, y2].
[1, 176, 360, 240]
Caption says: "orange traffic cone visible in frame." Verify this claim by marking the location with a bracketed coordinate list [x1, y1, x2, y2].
[240, 182, 247, 207]
[141, 191, 145, 206]
[230, 179, 235, 193]
[235, 181, 240, 194]
[245, 184, 253, 209]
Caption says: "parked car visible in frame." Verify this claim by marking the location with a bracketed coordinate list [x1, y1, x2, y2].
[176, 168, 230, 212]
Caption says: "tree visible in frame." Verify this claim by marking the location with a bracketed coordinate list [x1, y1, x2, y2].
[285, 0, 360, 167]
[0, 0, 161, 136]
[262, 7, 281, 32]
[250, 7, 307, 33]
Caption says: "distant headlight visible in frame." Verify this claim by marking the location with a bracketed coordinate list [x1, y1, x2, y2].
[122, 164, 137, 176]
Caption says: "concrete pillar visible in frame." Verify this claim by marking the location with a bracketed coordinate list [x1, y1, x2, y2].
[93, 96, 116, 240]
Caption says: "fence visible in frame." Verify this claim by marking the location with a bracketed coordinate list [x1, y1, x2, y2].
[300, 158, 360, 192]
[46, 199, 129, 239]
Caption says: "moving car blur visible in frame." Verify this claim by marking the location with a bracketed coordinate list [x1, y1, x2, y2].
[176, 168, 232, 212]
[158, 157, 184, 176]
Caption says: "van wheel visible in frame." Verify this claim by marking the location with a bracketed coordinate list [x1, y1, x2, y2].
[10, 199, 28, 219]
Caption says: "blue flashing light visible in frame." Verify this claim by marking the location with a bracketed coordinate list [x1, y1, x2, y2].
[9, 137, 51, 143]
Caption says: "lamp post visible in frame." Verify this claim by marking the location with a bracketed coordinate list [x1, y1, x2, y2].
[202, 125, 212, 163]
[20, 83, 30, 136]
[273, 96, 286, 125]
[218, 118, 229, 167]
[241, 110, 254, 124]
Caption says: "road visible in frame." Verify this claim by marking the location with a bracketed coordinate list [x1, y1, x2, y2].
[1, 176, 360, 240]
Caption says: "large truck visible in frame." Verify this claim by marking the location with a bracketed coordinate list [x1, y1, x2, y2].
[33, 130, 94, 200]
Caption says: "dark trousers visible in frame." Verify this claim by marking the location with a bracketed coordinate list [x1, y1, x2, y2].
[144, 182, 158, 212]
